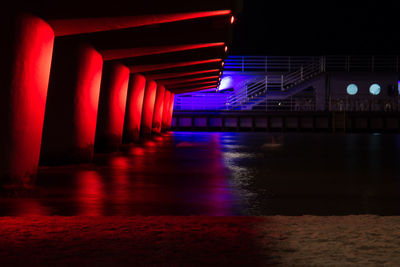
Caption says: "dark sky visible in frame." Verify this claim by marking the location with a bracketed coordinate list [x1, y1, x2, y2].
[231, 0, 400, 55]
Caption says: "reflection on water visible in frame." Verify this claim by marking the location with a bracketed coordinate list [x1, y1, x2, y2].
[76, 171, 104, 216]
[2, 132, 400, 216]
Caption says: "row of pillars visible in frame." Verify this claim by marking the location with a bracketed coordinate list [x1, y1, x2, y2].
[0, 14, 175, 188]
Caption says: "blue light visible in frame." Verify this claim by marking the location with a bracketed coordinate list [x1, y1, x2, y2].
[398, 81, 400, 95]
[218, 76, 233, 91]
[369, 83, 381, 95]
[346, 84, 358, 95]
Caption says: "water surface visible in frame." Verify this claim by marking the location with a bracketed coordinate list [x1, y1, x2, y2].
[2, 132, 400, 216]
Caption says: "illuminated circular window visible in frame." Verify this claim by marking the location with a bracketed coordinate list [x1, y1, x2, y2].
[346, 84, 358, 95]
[369, 83, 381, 95]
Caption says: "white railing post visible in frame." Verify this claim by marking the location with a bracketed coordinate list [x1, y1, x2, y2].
[301, 65, 304, 81]
[281, 75, 284, 91]
[265, 75, 268, 91]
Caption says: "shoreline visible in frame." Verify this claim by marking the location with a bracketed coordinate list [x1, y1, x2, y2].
[0, 215, 399, 266]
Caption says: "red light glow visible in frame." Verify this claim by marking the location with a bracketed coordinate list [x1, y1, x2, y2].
[95, 63, 130, 151]
[2, 14, 55, 185]
[74, 45, 103, 155]
[49, 10, 232, 36]
[161, 76, 220, 85]
[123, 74, 146, 143]
[167, 93, 175, 128]
[152, 84, 166, 133]
[170, 81, 218, 90]
[175, 85, 218, 94]
[230, 15, 235, 24]
[162, 90, 171, 130]
[148, 69, 220, 80]
[141, 80, 158, 136]
[101, 43, 225, 61]
[76, 171, 104, 216]
[130, 59, 222, 73]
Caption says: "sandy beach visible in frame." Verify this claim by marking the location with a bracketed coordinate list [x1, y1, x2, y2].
[1, 215, 399, 266]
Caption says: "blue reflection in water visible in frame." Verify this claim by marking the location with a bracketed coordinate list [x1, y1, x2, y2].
[2, 132, 400, 216]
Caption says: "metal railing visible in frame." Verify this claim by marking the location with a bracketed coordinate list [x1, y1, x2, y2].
[329, 97, 400, 112]
[225, 56, 320, 72]
[226, 62, 322, 110]
[224, 55, 400, 73]
[174, 55, 400, 111]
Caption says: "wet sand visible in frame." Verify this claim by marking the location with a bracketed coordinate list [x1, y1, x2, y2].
[2, 132, 400, 265]
[1, 215, 399, 266]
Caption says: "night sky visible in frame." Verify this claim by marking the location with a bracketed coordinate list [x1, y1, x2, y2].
[231, 0, 400, 55]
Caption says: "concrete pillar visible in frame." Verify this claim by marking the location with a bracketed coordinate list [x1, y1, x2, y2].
[162, 90, 171, 131]
[140, 80, 157, 138]
[40, 41, 103, 165]
[123, 74, 146, 143]
[94, 62, 129, 152]
[152, 84, 166, 134]
[0, 14, 54, 187]
[167, 93, 175, 129]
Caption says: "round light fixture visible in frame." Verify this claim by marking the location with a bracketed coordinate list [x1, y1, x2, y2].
[346, 84, 358, 95]
[369, 83, 381, 95]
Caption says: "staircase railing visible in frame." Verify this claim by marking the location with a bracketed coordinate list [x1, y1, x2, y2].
[283, 63, 321, 88]
[227, 78, 267, 107]
[226, 62, 323, 110]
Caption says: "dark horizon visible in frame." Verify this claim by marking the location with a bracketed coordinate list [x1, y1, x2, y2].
[231, 0, 400, 55]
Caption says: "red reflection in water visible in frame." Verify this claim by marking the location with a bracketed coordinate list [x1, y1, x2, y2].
[205, 134, 232, 215]
[109, 157, 131, 215]
[130, 146, 145, 156]
[76, 171, 104, 216]
[12, 198, 49, 216]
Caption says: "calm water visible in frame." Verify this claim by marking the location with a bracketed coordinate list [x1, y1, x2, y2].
[2, 132, 400, 216]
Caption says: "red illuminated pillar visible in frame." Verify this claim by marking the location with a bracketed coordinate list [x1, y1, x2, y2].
[94, 62, 129, 152]
[152, 84, 166, 134]
[123, 74, 146, 143]
[162, 90, 171, 131]
[167, 93, 175, 129]
[40, 41, 103, 164]
[0, 14, 54, 187]
[140, 80, 157, 138]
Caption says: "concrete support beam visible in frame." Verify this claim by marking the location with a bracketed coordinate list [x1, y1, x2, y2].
[140, 80, 158, 138]
[48, 10, 231, 36]
[123, 74, 146, 143]
[95, 62, 130, 152]
[130, 58, 222, 73]
[0, 14, 54, 187]
[152, 84, 166, 134]
[167, 93, 176, 129]
[41, 42, 103, 165]
[162, 90, 172, 131]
